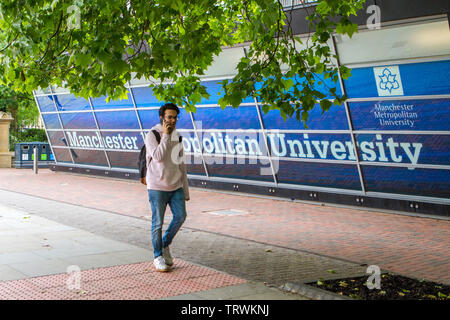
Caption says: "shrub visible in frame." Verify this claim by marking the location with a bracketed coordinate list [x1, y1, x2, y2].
[9, 128, 48, 151]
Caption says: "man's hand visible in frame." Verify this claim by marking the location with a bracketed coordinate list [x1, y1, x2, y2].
[162, 120, 174, 135]
[140, 177, 147, 185]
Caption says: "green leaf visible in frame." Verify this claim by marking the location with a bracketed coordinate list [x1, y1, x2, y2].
[126, 47, 135, 56]
[189, 92, 201, 105]
[301, 111, 309, 123]
[320, 99, 332, 113]
[261, 104, 270, 115]
[282, 79, 294, 91]
[75, 54, 91, 68]
[217, 97, 227, 110]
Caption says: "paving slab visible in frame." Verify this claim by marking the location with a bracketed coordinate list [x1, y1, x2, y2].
[0, 265, 28, 281]
[161, 282, 308, 300]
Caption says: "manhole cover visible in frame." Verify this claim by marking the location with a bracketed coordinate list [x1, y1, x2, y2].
[205, 209, 249, 216]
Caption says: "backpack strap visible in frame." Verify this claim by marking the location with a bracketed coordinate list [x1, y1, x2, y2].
[152, 129, 161, 144]
[138, 145, 147, 179]
[138, 130, 159, 179]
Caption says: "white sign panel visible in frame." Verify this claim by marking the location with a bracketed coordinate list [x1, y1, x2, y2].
[373, 66, 404, 96]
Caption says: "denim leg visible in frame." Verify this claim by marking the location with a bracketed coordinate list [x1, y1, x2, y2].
[148, 189, 170, 258]
[162, 188, 187, 248]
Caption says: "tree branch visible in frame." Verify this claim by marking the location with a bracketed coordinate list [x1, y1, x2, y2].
[38, 11, 65, 64]
[0, 33, 19, 53]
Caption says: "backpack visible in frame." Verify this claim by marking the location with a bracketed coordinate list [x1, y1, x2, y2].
[138, 129, 183, 179]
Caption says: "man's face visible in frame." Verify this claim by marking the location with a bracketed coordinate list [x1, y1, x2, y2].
[161, 109, 178, 129]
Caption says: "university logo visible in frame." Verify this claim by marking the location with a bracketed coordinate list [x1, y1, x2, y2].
[373, 66, 404, 96]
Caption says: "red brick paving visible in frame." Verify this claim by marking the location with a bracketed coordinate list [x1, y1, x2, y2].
[0, 260, 246, 300]
[0, 168, 449, 284]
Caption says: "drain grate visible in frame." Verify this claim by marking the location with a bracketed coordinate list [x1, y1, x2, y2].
[205, 209, 249, 216]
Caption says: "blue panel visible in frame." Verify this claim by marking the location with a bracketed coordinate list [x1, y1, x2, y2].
[356, 134, 450, 166]
[107, 151, 139, 169]
[344, 68, 378, 98]
[42, 114, 61, 129]
[47, 131, 66, 147]
[71, 149, 108, 166]
[350, 99, 450, 131]
[185, 157, 207, 176]
[131, 87, 163, 108]
[362, 166, 450, 198]
[277, 161, 361, 190]
[204, 155, 274, 182]
[60, 112, 97, 129]
[200, 80, 255, 105]
[400, 60, 450, 96]
[52, 148, 72, 163]
[345, 60, 450, 98]
[53, 94, 91, 111]
[261, 103, 348, 130]
[95, 111, 140, 129]
[173, 108, 193, 129]
[138, 109, 159, 130]
[91, 92, 134, 109]
[177, 108, 194, 129]
[267, 133, 355, 161]
[36, 96, 57, 112]
[193, 106, 261, 130]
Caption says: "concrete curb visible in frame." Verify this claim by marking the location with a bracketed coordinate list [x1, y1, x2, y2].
[280, 282, 354, 300]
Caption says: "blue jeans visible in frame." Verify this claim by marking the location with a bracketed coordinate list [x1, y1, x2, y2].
[148, 188, 187, 259]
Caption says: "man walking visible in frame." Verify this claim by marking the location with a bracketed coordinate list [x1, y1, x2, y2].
[143, 103, 189, 272]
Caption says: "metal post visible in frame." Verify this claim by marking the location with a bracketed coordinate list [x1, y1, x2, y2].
[331, 35, 366, 194]
[33, 146, 38, 174]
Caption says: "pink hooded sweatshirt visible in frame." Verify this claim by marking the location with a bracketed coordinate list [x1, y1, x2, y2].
[144, 123, 190, 200]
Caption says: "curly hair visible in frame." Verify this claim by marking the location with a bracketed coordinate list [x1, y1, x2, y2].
[159, 103, 180, 118]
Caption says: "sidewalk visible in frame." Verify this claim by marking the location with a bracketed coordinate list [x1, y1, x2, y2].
[0, 168, 449, 300]
[0, 202, 303, 300]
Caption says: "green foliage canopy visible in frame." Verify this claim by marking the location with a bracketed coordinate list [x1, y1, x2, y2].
[0, 0, 364, 122]
[0, 84, 38, 129]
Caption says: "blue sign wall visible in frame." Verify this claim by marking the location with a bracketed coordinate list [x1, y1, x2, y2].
[36, 58, 450, 201]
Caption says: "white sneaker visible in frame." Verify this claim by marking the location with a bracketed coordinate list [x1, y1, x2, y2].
[162, 246, 173, 266]
[153, 256, 169, 272]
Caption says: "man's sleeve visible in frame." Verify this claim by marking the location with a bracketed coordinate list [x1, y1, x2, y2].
[145, 131, 170, 162]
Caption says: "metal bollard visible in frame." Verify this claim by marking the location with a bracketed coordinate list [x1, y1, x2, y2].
[33, 147, 38, 174]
